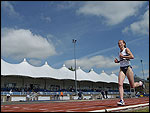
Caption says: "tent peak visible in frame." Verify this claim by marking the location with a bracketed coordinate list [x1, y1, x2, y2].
[23, 58, 27, 62]
[90, 69, 93, 71]
[102, 70, 105, 73]
[45, 61, 48, 65]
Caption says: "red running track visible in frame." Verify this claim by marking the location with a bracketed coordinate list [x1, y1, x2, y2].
[1, 97, 149, 112]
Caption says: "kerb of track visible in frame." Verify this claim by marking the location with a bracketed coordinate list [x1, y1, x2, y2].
[89, 103, 149, 112]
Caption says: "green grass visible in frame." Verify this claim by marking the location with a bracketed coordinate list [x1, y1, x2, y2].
[122, 106, 149, 112]
[131, 107, 149, 112]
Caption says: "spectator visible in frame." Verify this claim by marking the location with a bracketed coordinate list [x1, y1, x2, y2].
[101, 90, 105, 99]
[26, 91, 31, 101]
[105, 90, 108, 99]
[60, 91, 64, 100]
[78, 90, 82, 100]
[6, 89, 13, 101]
[6, 93, 10, 101]
[56, 92, 60, 100]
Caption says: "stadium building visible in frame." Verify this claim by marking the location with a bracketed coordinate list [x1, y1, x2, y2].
[1, 58, 130, 101]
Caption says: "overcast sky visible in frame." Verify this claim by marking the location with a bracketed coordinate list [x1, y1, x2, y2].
[1, 1, 149, 79]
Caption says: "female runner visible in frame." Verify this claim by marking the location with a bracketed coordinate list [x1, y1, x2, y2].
[114, 40, 144, 105]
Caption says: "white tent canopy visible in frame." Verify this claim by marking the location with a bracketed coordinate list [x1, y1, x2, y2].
[110, 72, 118, 83]
[57, 64, 74, 80]
[1, 59, 129, 84]
[87, 69, 105, 83]
[99, 70, 114, 83]
[76, 67, 93, 82]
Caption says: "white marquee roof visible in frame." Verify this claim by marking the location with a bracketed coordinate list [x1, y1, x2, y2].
[1, 59, 129, 84]
[87, 69, 105, 83]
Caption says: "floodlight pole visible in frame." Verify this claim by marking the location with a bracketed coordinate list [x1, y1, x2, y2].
[72, 39, 77, 95]
[140, 60, 145, 81]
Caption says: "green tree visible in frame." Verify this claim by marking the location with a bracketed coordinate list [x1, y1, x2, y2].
[68, 66, 75, 71]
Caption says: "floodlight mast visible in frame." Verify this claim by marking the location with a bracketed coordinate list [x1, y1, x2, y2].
[140, 60, 145, 81]
[72, 39, 77, 95]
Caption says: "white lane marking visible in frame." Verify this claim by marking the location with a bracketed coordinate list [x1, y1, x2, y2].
[12, 106, 20, 108]
[3, 110, 14, 112]
[39, 109, 48, 110]
[89, 103, 149, 112]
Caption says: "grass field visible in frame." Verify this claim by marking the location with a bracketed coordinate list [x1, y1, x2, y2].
[122, 106, 149, 112]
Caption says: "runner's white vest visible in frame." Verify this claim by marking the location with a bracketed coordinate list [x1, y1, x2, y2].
[119, 48, 130, 67]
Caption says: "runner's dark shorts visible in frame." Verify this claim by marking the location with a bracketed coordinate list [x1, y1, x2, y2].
[120, 65, 132, 75]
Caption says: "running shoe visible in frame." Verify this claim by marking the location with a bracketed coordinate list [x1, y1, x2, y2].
[139, 81, 145, 89]
[117, 100, 125, 106]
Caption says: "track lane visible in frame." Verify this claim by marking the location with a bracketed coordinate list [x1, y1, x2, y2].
[1, 97, 149, 112]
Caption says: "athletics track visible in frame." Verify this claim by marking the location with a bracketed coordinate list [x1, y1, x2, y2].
[1, 97, 149, 112]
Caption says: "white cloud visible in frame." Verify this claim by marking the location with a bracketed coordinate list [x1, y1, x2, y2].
[1, 28, 57, 60]
[77, 1, 146, 25]
[1, 1, 19, 17]
[65, 55, 119, 70]
[46, 34, 62, 47]
[28, 59, 43, 66]
[41, 14, 51, 23]
[56, 1, 80, 10]
[132, 65, 139, 69]
[141, 69, 149, 75]
[111, 69, 120, 74]
[122, 7, 149, 35]
[140, 69, 149, 80]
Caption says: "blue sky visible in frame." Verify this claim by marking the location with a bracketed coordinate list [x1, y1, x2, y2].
[1, 1, 149, 79]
